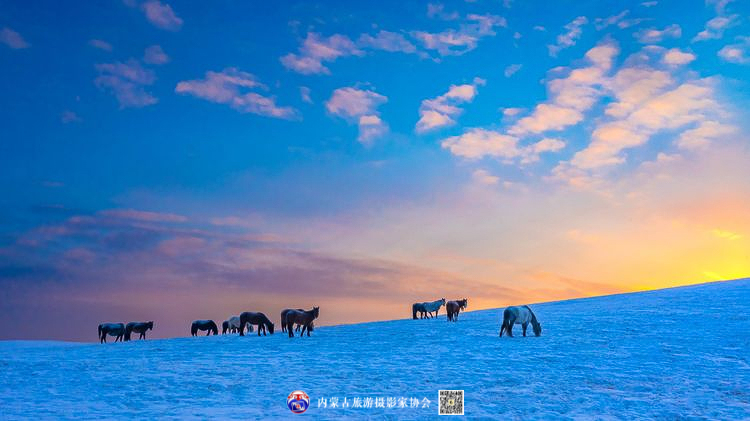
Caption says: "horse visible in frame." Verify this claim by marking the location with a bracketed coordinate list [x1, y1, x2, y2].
[499, 305, 542, 337]
[98, 323, 125, 343]
[125, 321, 153, 340]
[191, 320, 218, 336]
[238, 312, 274, 336]
[446, 299, 468, 322]
[423, 298, 446, 318]
[222, 316, 252, 334]
[280, 309, 305, 333]
[285, 307, 319, 337]
[412, 302, 427, 319]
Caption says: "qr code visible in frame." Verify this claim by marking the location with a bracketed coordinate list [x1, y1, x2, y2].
[439, 390, 464, 415]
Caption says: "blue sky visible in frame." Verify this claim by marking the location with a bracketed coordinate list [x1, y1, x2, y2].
[1, 0, 749, 340]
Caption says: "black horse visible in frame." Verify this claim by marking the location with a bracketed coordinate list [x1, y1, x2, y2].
[285, 307, 320, 337]
[239, 312, 274, 336]
[125, 321, 154, 340]
[98, 323, 125, 343]
[191, 320, 218, 336]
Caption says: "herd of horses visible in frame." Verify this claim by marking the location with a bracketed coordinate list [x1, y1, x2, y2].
[98, 300, 542, 343]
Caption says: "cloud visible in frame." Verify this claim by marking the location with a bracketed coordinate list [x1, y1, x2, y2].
[595, 10, 629, 30]
[88, 39, 112, 52]
[504, 63, 522, 77]
[510, 42, 619, 136]
[281, 33, 362, 75]
[141, 1, 183, 31]
[426, 3, 459, 21]
[143, 45, 169, 65]
[712, 228, 742, 240]
[300, 86, 312, 103]
[641, 1, 658, 6]
[326, 87, 388, 144]
[416, 78, 484, 133]
[676, 121, 737, 149]
[61, 111, 82, 124]
[1, 27, 30, 49]
[472, 169, 499, 185]
[707, 0, 736, 14]
[175, 68, 298, 119]
[693, 14, 739, 42]
[357, 30, 417, 54]
[635, 24, 681, 43]
[548, 16, 587, 57]
[100, 208, 188, 223]
[718, 36, 750, 64]
[94, 59, 157, 108]
[440, 129, 565, 163]
[661, 48, 696, 65]
[413, 13, 506, 57]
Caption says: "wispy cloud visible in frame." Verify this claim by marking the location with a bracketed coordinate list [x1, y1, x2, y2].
[426, 3, 460, 21]
[61, 110, 82, 124]
[472, 169, 499, 185]
[358, 30, 417, 54]
[548, 16, 587, 57]
[94, 59, 157, 108]
[175, 67, 298, 119]
[693, 14, 739, 42]
[141, 1, 183, 31]
[1, 27, 30, 49]
[504, 63, 522, 77]
[281, 33, 362, 75]
[88, 39, 112, 52]
[718, 36, 750, 64]
[414, 13, 506, 57]
[326, 87, 388, 144]
[635, 24, 681, 43]
[143, 45, 169, 65]
[661, 48, 696, 66]
[416, 78, 484, 133]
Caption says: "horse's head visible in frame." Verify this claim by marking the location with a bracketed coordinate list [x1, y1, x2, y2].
[147, 321, 154, 330]
[441, 298, 446, 305]
[268, 323, 275, 334]
[461, 298, 468, 309]
[313, 306, 320, 318]
[532, 321, 542, 337]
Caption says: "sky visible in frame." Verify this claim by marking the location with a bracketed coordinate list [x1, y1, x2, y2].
[1, 0, 749, 341]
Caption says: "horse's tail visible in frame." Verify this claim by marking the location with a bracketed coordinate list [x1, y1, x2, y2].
[124, 325, 131, 341]
[412, 303, 418, 320]
[499, 308, 511, 337]
[97, 324, 102, 339]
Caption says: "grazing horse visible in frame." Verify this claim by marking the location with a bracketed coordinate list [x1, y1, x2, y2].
[125, 321, 154, 340]
[423, 298, 446, 318]
[285, 307, 320, 337]
[98, 323, 125, 343]
[412, 302, 427, 319]
[191, 320, 218, 336]
[238, 312, 274, 336]
[446, 299, 468, 322]
[499, 305, 542, 337]
[222, 316, 252, 334]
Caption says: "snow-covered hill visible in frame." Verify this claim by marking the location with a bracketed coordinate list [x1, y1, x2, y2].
[2, 279, 749, 419]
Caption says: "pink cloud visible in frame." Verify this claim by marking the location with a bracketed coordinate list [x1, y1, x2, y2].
[141, 1, 183, 31]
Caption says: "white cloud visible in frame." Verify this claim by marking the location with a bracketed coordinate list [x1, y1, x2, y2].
[441, 129, 565, 163]
[661, 48, 696, 65]
[635, 24, 681, 43]
[718, 36, 750, 64]
[548, 16, 587, 57]
[416, 78, 484, 133]
[676, 121, 737, 149]
[281, 33, 362, 75]
[88, 39, 112, 52]
[1, 27, 30, 49]
[414, 13, 506, 57]
[175, 68, 298, 119]
[300, 86, 312, 104]
[504, 63, 522, 77]
[326, 87, 388, 144]
[95, 60, 157, 108]
[358, 31, 417, 54]
[510, 42, 619, 136]
[143, 45, 169, 65]
[426, 3, 460, 21]
[141, 1, 183, 31]
[472, 169, 499, 185]
[595, 10, 629, 30]
[693, 14, 739, 42]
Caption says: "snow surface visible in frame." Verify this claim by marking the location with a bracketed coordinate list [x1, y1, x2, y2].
[1, 279, 749, 419]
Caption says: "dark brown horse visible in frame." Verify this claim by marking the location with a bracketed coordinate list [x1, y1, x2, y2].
[239, 312, 274, 336]
[285, 307, 319, 337]
[191, 320, 218, 336]
[98, 323, 125, 343]
[446, 299, 468, 322]
[280, 308, 305, 333]
[125, 321, 153, 340]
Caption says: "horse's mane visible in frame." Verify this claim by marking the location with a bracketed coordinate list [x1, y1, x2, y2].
[523, 305, 538, 323]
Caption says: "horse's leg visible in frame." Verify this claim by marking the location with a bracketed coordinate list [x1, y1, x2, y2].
[289, 321, 295, 338]
[206, 329, 210, 336]
[522, 323, 528, 337]
[507, 318, 515, 337]
[306, 323, 311, 337]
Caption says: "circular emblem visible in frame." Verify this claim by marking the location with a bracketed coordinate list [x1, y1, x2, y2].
[287, 390, 310, 414]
